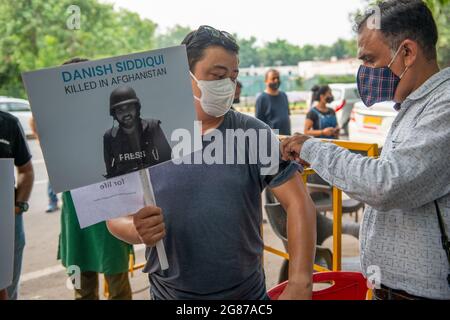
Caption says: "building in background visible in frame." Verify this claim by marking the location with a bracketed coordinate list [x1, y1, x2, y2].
[297, 58, 359, 79]
[237, 58, 359, 106]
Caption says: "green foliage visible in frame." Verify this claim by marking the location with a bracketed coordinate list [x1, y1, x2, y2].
[315, 74, 356, 85]
[424, 0, 450, 15]
[294, 75, 356, 91]
[259, 39, 301, 66]
[236, 36, 261, 68]
[155, 25, 193, 49]
[0, 0, 157, 98]
[6, 0, 362, 98]
[236, 36, 358, 68]
[2, 0, 446, 99]
[432, 1, 450, 67]
[353, 0, 450, 67]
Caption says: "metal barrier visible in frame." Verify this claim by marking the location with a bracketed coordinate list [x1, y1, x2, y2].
[121, 139, 379, 298]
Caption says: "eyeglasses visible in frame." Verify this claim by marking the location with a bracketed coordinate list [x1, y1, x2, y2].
[186, 25, 237, 48]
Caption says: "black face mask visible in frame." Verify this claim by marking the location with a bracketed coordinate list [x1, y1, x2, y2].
[269, 82, 280, 90]
[326, 96, 334, 104]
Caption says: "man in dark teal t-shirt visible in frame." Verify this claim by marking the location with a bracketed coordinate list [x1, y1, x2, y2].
[255, 69, 291, 136]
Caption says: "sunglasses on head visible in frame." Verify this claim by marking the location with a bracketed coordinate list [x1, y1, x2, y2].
[186, 25, 237, 48]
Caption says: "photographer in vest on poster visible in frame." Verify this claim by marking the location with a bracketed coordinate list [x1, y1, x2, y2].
[103, 85, 172, 178]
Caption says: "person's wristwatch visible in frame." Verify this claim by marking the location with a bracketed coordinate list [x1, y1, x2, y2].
[15, 201, 29, 213]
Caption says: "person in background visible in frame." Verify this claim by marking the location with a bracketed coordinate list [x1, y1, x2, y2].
[0, 110, 34, 300]
[231, 80, 243, 110]
[29, 117, 58, 212]
[255, 69, 291, 135]
[304, 85, 339, 139]
[45, 181, 58, 212]
[58, 192, 134, 300]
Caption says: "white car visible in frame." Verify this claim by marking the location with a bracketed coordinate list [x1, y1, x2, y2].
[0, 96, 33, 137]
[348, 101, 398, 147]
[328, 83, 361, 135]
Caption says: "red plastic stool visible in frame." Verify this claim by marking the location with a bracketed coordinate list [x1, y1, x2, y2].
[268, 272, 369, 300]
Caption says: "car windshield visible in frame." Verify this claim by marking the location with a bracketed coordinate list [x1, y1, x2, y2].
[331, 90, 342, 101]
[345, 88, 360, 99]
[8, 102, 30, 112]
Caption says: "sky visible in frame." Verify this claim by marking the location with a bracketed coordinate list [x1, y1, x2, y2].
[102, 0, 365, 46]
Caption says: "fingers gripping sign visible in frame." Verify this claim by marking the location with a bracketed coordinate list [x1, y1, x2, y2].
[132, 206, 166, 247]
[138, 169, 169, 270]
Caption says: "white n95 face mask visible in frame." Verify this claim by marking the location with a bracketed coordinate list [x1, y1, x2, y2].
[190, 72, 236, 117]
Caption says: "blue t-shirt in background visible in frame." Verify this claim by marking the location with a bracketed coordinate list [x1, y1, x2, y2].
[144, 110, 300, 299]
[255, 92, 291, 136]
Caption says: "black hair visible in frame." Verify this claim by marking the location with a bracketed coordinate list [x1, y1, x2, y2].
[265, 69, 280, 81]
[62, 57, 89, 65]
[355, 0, 438, 60]
[236, 81, 243, 88]
[181, 26, 240, 71]
[311, 85, 331, 102]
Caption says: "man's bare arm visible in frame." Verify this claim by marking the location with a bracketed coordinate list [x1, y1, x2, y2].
[271, 172, 317, 300]
[107, 216, 142, 245]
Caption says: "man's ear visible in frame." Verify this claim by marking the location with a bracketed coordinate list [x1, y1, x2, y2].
[402, 39, 418, 69]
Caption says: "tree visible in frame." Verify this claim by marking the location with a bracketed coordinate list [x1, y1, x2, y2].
[424, 0, 450, 14]
[237, 38, 358, 67]
[300, 45, 317, 61]
[259, 39, 304, 66]
[0, 0, 157, 98]
[431, 1, 450, 67]
[330, 38, 357, 59]
[353, 0, 450, 67]
[155, 25, 193, 49]
[236, 36, 261, 68]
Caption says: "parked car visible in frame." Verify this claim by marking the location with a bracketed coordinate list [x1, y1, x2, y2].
[0, 96, 33, 137]
[348, 101, 397, 147]
[328, 83, 361, 135]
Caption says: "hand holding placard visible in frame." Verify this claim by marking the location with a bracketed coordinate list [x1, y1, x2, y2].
[138, 169, 169, 270]
[132, 205, 166, 247]
[22, 47, 197, 272]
